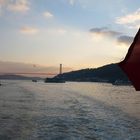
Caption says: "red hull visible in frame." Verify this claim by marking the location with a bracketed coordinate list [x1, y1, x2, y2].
[118, 28, 140, 91]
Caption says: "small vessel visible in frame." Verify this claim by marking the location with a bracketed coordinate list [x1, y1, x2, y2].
[112, 80, 131, 86]
[32, 79, 37, 82]
[0, 81, 2, 86]
[45, 77, 65, 83]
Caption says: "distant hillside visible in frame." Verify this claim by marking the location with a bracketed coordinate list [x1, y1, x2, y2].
[54, 63, 129, 83]
[0, 74, 43, 80]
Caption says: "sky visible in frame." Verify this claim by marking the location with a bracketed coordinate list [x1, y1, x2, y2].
[0, 0, 140, 75]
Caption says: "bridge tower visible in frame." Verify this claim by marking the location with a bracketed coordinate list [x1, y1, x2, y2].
[60, 64, 62, 75]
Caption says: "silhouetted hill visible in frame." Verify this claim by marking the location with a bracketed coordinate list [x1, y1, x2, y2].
[0, 74, 43, 80]
[54, 63, 129, 83]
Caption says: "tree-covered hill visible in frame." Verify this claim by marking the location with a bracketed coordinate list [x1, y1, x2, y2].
[54, 63, 129, 83]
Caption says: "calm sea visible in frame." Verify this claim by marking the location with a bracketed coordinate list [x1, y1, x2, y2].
[0, 80, 140, 140]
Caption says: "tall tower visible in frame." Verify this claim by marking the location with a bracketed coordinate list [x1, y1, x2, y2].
[60, 64, 62, 75]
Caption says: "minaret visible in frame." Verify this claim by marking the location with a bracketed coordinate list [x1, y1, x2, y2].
[60, 64, 62, 75]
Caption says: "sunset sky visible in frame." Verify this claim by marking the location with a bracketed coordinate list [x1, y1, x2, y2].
[0, 0, 140, 74]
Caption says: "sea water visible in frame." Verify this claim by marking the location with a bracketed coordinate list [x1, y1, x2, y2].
[0, 80, 140, 140]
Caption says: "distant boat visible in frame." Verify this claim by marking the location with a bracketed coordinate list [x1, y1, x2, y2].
[44, 77, 65, 83]
[32, 79, 37, 82]
[112, 80, 131, 86]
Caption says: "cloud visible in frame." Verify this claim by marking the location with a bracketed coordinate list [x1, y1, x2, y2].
[0, 0, 30, 13]
[117, 35, 134, 46]
[56, 28, 67, 35]
[116, 9, 140, 29]
[8, 0, 29, 12]
[69, 0, 75, 5]
[116, 9, 140, 24]
[43, 11, 54, 19]
[47, 28, 67, 35]
[20, 26, 39, 34]
[90, 27, 122, 38]
[89, 27, 134, 47]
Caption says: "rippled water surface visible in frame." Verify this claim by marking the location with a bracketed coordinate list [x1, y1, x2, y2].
[0, 80, 140, 140]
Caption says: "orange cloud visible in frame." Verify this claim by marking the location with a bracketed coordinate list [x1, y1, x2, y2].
[20, 26, 39, 34]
